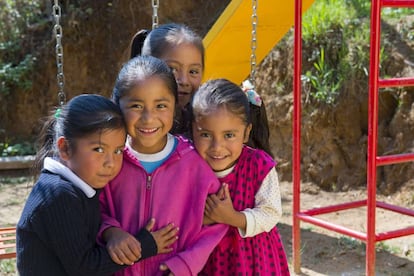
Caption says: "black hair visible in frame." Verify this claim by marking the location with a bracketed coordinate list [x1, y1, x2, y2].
[34, 94, 126, 171]
[129, 23, 205, 68]
[129, 29, 149, 59]
[112, 55, 178, 105]
[191, 78, 273, 157]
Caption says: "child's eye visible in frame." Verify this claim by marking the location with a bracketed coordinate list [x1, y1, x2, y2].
[190, 69, 200, 76]
[157, 103, 167, 109]
[169, 67, 178, 74]
[200, 132, 211, 138]
[224, 133, 235, 139]
[114, 148, 124, 155]
[130, 103, 143, 109]
[94, 147, 104, 153]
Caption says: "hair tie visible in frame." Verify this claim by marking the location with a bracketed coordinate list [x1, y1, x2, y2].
[242, 80, 262, 107]
[54, 108, 61, 118]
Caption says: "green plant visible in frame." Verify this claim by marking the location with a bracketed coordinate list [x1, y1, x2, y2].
[303, 0, 353, 41]
[0, 0, 45, 95]
[376, 241, 400, 254]
[0, 141, 35, 157]
[0, 259, 16, 275]
[303, 48, 342, 104]
[0, 54, 35, 95]
[382, 7, 413, 19]
[338, 236, 365, 251]
[346, 0, 371, 18]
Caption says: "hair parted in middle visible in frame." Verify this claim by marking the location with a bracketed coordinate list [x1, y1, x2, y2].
[192, 78, 273, 157]
[112, 55, 178, 106]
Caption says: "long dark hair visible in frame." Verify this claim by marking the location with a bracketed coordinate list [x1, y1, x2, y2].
[191, 78, 273, 157]
[34, 94, 126, 172]
[129, 23, 205, 69]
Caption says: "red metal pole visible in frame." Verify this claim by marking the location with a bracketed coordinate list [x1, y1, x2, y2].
[293, 0, 302, 274]
[382, 0, 414, 7]
[367, 0, 382, 274]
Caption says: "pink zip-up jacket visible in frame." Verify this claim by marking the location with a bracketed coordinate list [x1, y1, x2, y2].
[99, 136, 228, 276]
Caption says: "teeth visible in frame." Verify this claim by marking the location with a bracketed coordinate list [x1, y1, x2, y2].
[139, 128, 158, 133]
[211, 156, 225, 159]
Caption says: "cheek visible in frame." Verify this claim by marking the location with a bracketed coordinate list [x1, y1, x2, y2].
[193, 140, 207, 154]
[190, 79, 202, 91]
[123, 112, 137, 126]
[114, 157, 124, 172]
[165, 110, 176, 124]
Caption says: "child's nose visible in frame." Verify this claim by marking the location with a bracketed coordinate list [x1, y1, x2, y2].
[176, 71, 189, 86]
[104, 153, 115, 168]
[211, 138, 222, 149]
[141, 108, 153, 122]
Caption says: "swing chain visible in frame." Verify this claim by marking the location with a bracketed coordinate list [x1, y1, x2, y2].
[52, 0, 65, 106]
[152, 0, 159, 29]
[250, 0, 258, 87]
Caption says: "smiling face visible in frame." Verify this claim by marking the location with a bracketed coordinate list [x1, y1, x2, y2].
[160, 43, 203, 108]
[192, 106, 252, 172]
[119, 76, 176, 154]
[59, 128, 126, 189]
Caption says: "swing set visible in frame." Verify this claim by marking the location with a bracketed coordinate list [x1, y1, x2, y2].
[1, 1, 414, 276]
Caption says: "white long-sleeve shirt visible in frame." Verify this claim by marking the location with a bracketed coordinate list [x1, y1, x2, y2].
[215, 167, 283, 238]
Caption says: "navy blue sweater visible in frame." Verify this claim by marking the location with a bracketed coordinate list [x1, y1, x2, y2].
[17, 171, 156, 276]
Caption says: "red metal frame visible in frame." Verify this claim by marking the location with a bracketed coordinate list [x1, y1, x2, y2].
[0, 227, 16, 260]
[292, 0, 414, 275]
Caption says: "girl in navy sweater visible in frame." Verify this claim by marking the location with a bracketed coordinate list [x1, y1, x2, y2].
[17, 94, 177, 276]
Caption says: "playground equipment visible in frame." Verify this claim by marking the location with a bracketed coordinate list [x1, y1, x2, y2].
[292, 0, 414, 275]
[2, 2, 413, 274]
[203, 0, 314, 85]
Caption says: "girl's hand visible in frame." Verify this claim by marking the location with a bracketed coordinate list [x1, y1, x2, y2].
[104, 227, 141, 266]
[203, 184, 227, 225]
[146, 218, 179, 254]
[204, 183, 235, 224]
[204, 183, 246, 229]
[160, 264, 174, 275]
[203, 214, 215, 225]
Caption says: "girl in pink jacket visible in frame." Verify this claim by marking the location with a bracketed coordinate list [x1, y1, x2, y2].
[99, 56, 227, 276]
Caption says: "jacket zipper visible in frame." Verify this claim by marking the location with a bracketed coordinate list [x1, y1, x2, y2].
[146, 175, 152, 189]
[143, 174, 152, 275]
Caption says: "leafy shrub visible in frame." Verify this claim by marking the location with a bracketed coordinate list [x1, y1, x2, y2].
[0, 141, 35, 157]
[0, 0, 45, 95]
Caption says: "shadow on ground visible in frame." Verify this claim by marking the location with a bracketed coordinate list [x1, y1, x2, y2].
[278, 223, 414, 276]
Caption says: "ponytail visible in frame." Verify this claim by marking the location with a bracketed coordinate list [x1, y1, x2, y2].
[247, 103, 273, 158]
[33, 110, 58, 173]
[130, 29, 149, 59]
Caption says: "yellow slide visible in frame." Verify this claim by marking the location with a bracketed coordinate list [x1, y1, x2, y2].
[203, 0, 315, 85]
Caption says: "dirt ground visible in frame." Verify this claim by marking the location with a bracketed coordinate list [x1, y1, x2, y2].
[1, 173, 414, 276]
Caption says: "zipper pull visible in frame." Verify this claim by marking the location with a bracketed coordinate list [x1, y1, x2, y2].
[146, 175, 152, 189]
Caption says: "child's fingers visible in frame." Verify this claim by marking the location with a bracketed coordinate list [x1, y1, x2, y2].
[160, 263, 174, 275]
[162, 225, 179, 239]
[126, 241, 142, 261]
[145, 218, 155, 232]
[217, 184, 226, 199]
[163, 229, 179, 246]
[158, 246, 174, 254]
[223, 183, 231, 199]
[107, 249, 125, 266]
[206, 194, 221, 208]
[156, 223, 175, 235]
[109, 248, 135, 266]
[112, 240, 141, 264]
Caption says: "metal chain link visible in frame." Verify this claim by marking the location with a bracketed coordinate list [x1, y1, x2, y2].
[250, 0, 258, 87]
[152, 0, 159, 29]
[52, 0, 65, 106]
